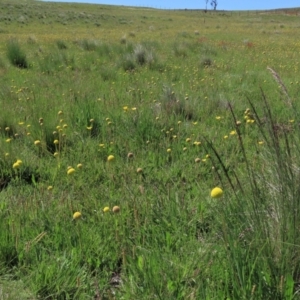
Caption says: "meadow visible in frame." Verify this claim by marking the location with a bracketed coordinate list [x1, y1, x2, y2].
[1, 1, 300, 298]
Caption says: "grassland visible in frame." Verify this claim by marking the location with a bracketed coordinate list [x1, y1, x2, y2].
[1, 1, 300, 299]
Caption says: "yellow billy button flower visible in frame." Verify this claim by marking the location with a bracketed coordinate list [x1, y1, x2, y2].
[112, 206, 120, 213]
[73, 211, 81, 220]
[136, 167, 143, 174]
[103, 206, 110, 213]
[47, 186, 53, 191]
[211, 187, 224, 199]
[77, 163, 83, 169]
[167, 148, 171, 153]
[34, 140, 41, 145]
[6, 138, 11, 143]
[54, 152, 59, 157]
[53, 139, 59, 145]
[67, 168, 75, 175]
[13, 162, 21, 169]
[58, 110, 63, 116]
[258, 141, 264, 145]
[107, 155, 115, 162]
[195, 158, 201, 163]
[86, 126, 92, 130]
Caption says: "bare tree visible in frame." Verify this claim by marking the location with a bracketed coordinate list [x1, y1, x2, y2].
[210, 0, 218, 10]
[205, 0, 209, 12]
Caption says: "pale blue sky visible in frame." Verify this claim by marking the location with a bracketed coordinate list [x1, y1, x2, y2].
[42, 0, 300, 10]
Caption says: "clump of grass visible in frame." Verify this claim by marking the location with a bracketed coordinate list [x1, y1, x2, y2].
[172, 42, 188, 57]
[119, 44, 159, 71]
[77, 39, 99, 51]
[133, 44, 147, 65]
[200, 56, 213, 67]
[6, 39, 28, 68]
[178, 31, 191, 38]
[120, 35, 127, 44]
[100, 66, 116, 81]
[160, 86, 194, 120]
[56, 39, 68, 50]
[120, 53, 136, 71]
[27, 35, 37, 44]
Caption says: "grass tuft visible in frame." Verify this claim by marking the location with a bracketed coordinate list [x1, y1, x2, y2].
[6, 39, 28, 68]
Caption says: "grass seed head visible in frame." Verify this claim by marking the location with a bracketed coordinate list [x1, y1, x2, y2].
[112, 206, 120, 213]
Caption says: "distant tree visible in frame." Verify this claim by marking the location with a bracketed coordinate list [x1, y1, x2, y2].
[205, 0, 209, 12]
[210, 0, 218, 10]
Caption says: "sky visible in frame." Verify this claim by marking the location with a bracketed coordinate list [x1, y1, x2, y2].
[41, 0, 300, 10]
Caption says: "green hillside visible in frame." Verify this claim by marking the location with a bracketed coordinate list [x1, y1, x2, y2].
[0, 1, 300, 299]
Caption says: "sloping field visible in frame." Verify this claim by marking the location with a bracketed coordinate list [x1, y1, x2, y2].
[1, 1, 300, 299]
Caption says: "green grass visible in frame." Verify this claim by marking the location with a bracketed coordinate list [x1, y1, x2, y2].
[1, 1, 300, 298]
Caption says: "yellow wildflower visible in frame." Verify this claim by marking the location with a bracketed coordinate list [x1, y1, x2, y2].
[73, 211, 81, 220]
[211, 187, 223, 198]
[103, 207, 110, 213]
[67, 168, 75, 175]
[107, 155, 115, 162]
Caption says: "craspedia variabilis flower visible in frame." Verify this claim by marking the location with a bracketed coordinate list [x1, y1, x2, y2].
[67, 168, 75, 175]
[103, 207, 110, 213]
[211, 187, 223, 198]
[73, 211, 81, 220]
[107, 155, 115, 162]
